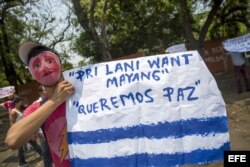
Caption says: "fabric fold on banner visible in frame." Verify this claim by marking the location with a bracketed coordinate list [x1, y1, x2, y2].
[70, 141, 229, 167]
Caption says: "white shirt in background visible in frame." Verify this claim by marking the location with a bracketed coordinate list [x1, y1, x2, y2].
[229, 52, 245, 66]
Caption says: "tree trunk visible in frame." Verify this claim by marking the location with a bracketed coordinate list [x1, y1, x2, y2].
[179, 0, 201, 54]
[180, 0, 223, 57]
[72, 0, 112, 62]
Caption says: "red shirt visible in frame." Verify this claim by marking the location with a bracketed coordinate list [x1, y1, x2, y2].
[24, 100, 71, 167]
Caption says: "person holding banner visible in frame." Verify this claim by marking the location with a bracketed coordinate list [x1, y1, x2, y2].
[5, 41, 75, 167]
[228, 51, 250, 93]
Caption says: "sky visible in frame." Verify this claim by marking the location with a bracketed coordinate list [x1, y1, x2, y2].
[68, 54, 84, 66]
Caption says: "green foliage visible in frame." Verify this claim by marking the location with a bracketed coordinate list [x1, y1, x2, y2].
[77, 60, 88, 67]
[1, 0, 249, 87]
[0, 0, 75, 86]
[208, 0, 249, 39]
[73, 0, 185, 62]
[73, 31, 99, 63]
[0, 0, 28, 86]
[0, 73, 9, 87]
[60, 51, 74, 71]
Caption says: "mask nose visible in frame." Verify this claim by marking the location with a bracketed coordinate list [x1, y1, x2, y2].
[40, 61, 50, 73]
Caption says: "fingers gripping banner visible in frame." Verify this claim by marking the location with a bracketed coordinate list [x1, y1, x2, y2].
[63, 51, 230, 167]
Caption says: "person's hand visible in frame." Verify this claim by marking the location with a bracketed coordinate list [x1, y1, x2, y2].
[50, 80, 75, 105]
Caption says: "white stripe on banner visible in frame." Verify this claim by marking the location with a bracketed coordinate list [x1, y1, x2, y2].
[68, 102, 226, 132]
[69, 132, 229, 159]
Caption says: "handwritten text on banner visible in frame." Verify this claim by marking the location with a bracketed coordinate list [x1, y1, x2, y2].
[63, 51, 230, 167]
[223, 33, 250, 52]
[0, 86, 15, 98]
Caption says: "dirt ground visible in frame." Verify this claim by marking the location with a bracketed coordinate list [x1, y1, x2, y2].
[0, 71, 249, 167]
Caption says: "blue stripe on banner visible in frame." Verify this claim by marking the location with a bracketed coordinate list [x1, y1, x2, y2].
[70, 141, 230, 167]
[67, 116, 228, 144]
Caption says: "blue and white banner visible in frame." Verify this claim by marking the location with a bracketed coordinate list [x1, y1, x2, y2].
[63, 51, 230, 167]
[166, 43, 187, 53]
[223, 33, 250, 52]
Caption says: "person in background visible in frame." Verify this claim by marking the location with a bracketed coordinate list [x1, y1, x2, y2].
[5, 41, 74, 167]
[0, 90, 15, 113]
[9, 95, 43, 167]
[228, 51, 250, 93]
[0, 90, 15, 138]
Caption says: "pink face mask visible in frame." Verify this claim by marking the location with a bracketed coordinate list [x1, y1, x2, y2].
[28, 51, 61, 86]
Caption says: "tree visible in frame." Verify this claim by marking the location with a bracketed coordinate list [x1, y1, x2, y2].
[0, 0, 30, 87]
[72, 0, 183, 62]
[72, 0, 112, 62]
[71, 0, 249, 62]
[107, 0, 183, 57]
[209, 0, 250, 39]
[178, 0, 223, 57]
[0, 0, 74, 87]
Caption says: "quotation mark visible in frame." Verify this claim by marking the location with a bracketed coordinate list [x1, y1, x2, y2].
[69, 71, 75, 77]
[161, 68, 169, 74]
[195, 80, 201, 85]
[73, 101, 79, 107]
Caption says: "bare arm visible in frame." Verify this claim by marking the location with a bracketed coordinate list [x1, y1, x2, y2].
[5, 80, 74, 149]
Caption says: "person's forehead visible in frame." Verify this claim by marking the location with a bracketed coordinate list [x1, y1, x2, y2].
[29, 51, 60, 64]
[34, 51, 59, 58]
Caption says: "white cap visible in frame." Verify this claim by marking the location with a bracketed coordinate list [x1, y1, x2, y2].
[18, 41, 44, 65]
